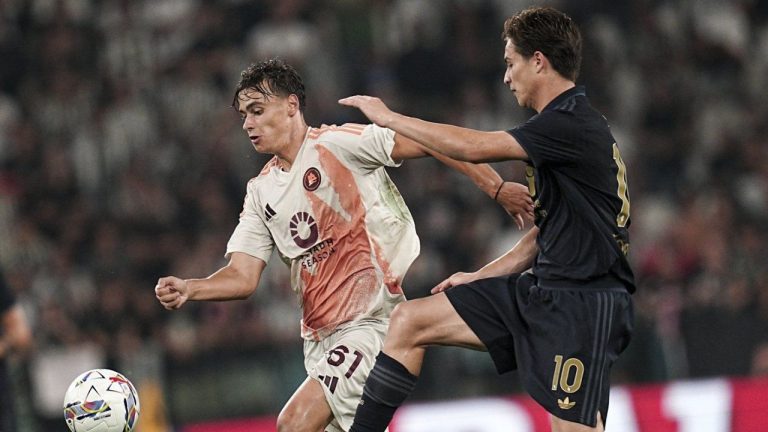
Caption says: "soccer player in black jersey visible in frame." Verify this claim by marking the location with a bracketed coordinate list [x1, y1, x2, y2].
[340, 6, 634, 432]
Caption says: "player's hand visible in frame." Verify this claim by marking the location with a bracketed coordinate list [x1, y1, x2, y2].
[338, 95, 396, 127]
[495, 182, 534, 230]
[431, 271, 478, 294]
[155, 276, 189, 310]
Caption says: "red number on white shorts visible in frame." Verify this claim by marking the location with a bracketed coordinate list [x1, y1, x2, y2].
[327, 345, 364, 378]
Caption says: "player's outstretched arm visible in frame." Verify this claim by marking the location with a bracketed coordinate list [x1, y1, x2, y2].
[155, 252, 266, 310]
[391, 133, 534, 229]
[339, 95, 528, 163]
[431, 226, 539, 294]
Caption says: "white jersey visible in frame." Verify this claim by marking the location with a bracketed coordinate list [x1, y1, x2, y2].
[226, 123, 419, 341]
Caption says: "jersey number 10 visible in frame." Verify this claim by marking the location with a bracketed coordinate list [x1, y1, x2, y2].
[551, 355, 585, 394]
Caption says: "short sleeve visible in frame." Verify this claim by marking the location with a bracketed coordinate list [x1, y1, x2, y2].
[507, 110, 582, 167]
[335, 124, 400, 171]
[226, 184, 274, 263]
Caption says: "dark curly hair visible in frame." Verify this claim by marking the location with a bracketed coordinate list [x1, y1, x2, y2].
[232, 58, 306, 111]
[502, 7, 582, 82]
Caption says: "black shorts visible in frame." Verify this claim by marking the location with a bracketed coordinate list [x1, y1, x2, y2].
[445, 273, 634, 427]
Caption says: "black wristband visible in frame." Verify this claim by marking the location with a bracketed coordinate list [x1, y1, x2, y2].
[493, 182, 506, 201]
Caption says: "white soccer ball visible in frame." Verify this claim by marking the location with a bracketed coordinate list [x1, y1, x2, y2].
[63, 369, 140, 432]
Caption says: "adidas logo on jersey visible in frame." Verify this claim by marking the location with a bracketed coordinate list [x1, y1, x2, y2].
[265, 204, 277, 221]
[558, 397, 576, 410]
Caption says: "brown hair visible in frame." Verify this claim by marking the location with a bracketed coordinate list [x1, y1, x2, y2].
[232, 58, 306, 111]
[502, 7, 582, 81]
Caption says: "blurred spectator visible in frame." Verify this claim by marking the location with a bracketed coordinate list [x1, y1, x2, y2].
[0, 267, 33, 432]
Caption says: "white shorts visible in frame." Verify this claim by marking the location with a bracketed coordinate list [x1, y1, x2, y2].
[304, 319, 388, 432]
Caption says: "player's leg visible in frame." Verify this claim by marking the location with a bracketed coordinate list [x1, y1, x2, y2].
[277, 377, 334, 432]
[384, 292, 485, 374]
[550, 411, 604, 432]
[516, 283, 632, 431]
[350, 292, 485, 432]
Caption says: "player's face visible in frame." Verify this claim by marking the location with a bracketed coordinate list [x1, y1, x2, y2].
[503, 39, 539, 110]
[237, 88, 293, 155]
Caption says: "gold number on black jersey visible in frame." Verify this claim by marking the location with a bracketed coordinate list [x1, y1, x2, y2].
[612, 144, 630, 228]
[525, 165, 536, 197]
[552, 355, 585, 394]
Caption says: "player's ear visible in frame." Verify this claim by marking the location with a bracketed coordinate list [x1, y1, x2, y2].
[287, 94, 301, 116]
[533, 51, 546, 73]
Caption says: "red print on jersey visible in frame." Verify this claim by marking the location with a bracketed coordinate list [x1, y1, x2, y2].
[303, 167, 321, 191]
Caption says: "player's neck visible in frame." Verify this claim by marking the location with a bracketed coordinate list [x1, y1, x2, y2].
[275, 123, 310, 172]
[533, 78, 575, 113]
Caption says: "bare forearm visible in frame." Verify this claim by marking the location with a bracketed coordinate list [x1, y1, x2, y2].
[156, 253, 264, 310]
[426, 150, 502, 198]
[187, 264, 257, 301]
[340, 95, 527, 162]
[387, 113, 507, 163]
[474, 227, 539, 278]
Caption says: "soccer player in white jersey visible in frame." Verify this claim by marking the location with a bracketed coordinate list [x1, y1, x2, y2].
[155, 59, 533, 432]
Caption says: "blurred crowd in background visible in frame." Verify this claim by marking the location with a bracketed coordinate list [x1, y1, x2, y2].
[1, 0, 768, 428]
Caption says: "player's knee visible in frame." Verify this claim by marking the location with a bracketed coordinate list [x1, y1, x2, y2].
[275, 408, 292, 432]
[549, 413, 603, 432]
[389, 302, 426, 343]
[276, 406, 309, 432]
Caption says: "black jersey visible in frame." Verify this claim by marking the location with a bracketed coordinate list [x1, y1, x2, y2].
[508, 86, 635, 292]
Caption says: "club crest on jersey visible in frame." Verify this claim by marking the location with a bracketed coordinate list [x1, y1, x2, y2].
[303, 167, 321, 191]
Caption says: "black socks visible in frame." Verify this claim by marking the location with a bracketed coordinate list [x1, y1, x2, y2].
[349, 352, 418, 432]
